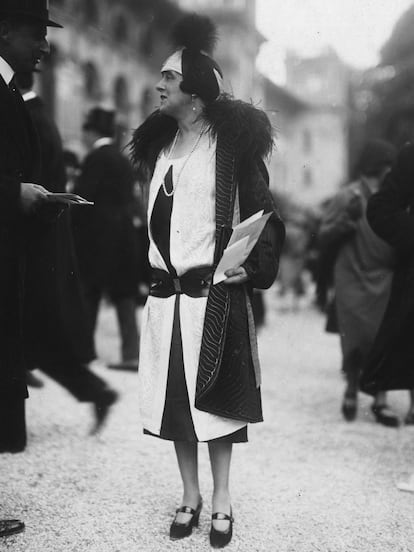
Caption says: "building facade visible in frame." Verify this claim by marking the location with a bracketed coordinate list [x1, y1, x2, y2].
[45, 0, 263, 155]
[264, 48, 351, 208]
[45, 0, 186, 153]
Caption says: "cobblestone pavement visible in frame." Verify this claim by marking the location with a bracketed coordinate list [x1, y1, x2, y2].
[2, 293, 414, 551]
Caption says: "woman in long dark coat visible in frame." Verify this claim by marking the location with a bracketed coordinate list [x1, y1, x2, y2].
[318, 141, 399, 425]
[361, 143, 414, 422]
[130, 15, 284, 548]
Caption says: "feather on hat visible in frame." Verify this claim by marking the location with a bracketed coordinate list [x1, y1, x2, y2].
[161, 13, 224, 103]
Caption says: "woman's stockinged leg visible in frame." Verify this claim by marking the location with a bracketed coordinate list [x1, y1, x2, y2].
[174, 441, 202, 523]
[208, 441, 233, 531]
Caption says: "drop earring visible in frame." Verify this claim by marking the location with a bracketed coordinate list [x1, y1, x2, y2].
[191, 95, 197, 112]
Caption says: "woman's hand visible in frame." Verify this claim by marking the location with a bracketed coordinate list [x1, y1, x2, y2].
[223, 266, 249, 285]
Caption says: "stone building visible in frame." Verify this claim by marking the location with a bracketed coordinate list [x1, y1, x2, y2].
[44, 0, 186, 153]
[44, 0, 263, 154]
[263, 48, 351, 208]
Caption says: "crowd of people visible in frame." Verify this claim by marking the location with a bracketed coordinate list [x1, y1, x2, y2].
[1, 0, 414, 548]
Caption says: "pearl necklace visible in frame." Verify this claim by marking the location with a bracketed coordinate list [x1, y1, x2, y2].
[162, 128, 205, 197]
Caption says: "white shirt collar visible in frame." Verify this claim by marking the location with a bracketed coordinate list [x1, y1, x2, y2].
[0, 56, 14, 86]
[22, 91, 37, 102]
[93, 137, 114, 150]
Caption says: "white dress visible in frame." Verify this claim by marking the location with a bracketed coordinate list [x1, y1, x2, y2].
[138, 133, 247, 440]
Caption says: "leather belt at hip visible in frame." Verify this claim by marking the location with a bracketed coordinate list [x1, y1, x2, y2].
[150, 266, 213, 298]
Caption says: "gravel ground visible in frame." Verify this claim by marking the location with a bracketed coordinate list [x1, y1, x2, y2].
[2, 293, 414, 551]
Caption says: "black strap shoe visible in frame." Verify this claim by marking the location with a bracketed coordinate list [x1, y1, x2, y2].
[371, 404, 400, 427]
[0, 519, 25, 537]
[170, 499, 202, 540]
[210, 509, 234, 548]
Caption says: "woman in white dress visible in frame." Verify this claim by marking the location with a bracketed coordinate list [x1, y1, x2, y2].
[130, 14, 285, 548]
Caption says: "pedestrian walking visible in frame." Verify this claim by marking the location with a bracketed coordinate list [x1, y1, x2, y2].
[361, 142, 414, 427]
[278, 215, 310, 311]
[72, 107, 141, 371]
[0, 0, 62, 538]
[130, 14, 285, 548]
[16, 71, 118, 435]
[318, 140, 399, 426]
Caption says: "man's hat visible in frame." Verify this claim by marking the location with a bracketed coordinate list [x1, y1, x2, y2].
[0, 0, 63, 28]
[83, 107, 116, 138]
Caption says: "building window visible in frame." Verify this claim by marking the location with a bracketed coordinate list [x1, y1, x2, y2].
[84, 0, 98, 24]
[83, 62, 101, 101]
[113, 13, 129, 43]
[141, 86, 153, 119]
[303, 166, 313, 187]
[114, 76, 129, 112]
[303, 129, 312, 153]
[139, 27, 154, 56]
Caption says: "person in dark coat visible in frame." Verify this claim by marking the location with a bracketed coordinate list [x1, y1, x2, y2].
[0, 0, 61, 538]
[72, 107, 140, 371]
[130, 15, 284, 548]
[318, 140, 399, 426]
[15, 71, 118, 434]
[361, 143, 414, 424]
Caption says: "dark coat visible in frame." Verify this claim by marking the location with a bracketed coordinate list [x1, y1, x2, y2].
[318, 180, 394, 366]
[73, 143, 139, 300]
[361, 143, 414, 394]
[131, 96, 285, 422]
[23, 95, 95, 366]
[0, 76, 40, 399]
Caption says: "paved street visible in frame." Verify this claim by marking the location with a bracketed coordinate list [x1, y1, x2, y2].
[2, 293, 414, 551]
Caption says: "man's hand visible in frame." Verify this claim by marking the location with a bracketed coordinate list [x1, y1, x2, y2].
[20, 183, 48, 213]
[223, 266, 250, 285]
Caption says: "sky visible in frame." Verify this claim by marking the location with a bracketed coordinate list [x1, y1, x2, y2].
[256, 0, 414, 84]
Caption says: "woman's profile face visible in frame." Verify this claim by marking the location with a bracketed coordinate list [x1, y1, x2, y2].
[156, 70, 190, 118]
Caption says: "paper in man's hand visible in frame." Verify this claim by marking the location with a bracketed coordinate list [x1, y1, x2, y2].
[46, 193, 94, 205]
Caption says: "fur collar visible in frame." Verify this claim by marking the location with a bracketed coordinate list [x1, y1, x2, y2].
[130, 94, 274, 179]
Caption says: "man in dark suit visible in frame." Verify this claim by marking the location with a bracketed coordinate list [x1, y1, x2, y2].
[16, 71, 118, 435]
[73, 108, 140, 371]
[0, 0, 61, 538]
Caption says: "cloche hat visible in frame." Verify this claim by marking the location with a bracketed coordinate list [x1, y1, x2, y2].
[161, 14, 224, 104]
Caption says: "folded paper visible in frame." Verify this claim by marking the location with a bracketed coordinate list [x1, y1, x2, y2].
[46, 193, 94, 205]
[213, 210, 272, 285]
